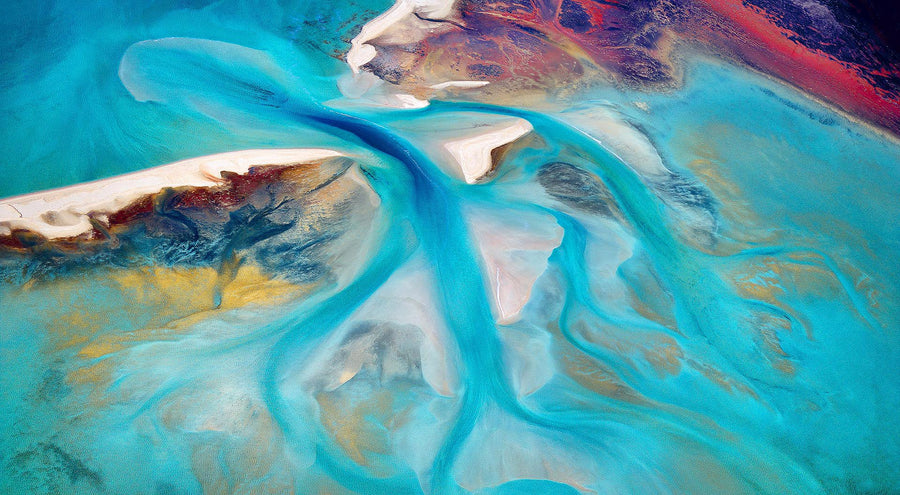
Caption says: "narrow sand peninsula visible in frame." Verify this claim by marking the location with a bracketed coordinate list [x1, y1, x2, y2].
[443, 119, 533, 184]
[0, 149, 343, 240]
[429, 81, 490, 91]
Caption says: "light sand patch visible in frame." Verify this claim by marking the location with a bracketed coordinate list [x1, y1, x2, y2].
[429, 80, 490, 90]
[346, 0, 457, 74]
[467, 207, 563, 324]
[342, 0, 494, 109]
[443, 118, 533, 184]
[0, 149, 342, 239]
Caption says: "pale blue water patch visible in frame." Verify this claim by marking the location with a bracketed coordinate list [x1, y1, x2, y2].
[581, 59, 900, 287]
[573, 58, 900, 489]
[0, 0, 390, 197]
[350, 60, 900, 491]
[1, 9, 899, 495]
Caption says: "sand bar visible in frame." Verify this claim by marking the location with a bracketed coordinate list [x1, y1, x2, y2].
[0, 149, 343, 239]
[443, 119, 533, 184]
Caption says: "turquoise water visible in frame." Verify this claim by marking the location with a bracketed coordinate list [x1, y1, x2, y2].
[0, 0, 390, 197]
[2, 2, 899, 494]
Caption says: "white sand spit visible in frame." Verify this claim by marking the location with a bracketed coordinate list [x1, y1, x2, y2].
[0, 149, 343, 240]
[443, 119, 533, 184]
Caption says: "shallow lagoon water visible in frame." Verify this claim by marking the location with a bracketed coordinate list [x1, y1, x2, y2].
[1, 1, 900, 494]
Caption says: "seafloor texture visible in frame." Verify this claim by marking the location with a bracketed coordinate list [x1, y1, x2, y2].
[1, 0, 899, 494]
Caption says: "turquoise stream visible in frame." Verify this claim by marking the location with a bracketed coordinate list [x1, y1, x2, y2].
[2, 1, 899, 494]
